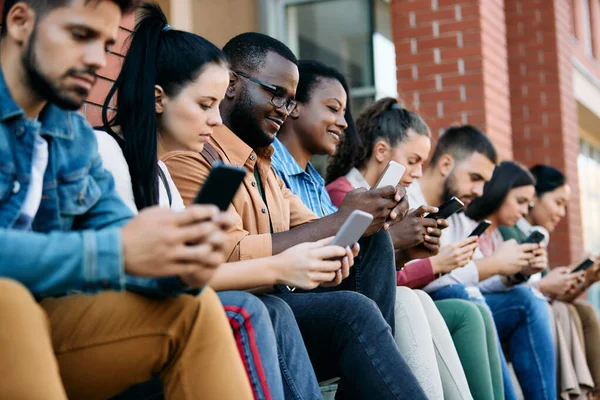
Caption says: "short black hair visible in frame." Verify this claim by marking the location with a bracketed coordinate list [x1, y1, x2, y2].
[222, 32, 298, 74]
[1, 0, 140, 36]
[529, 164, 566, 197]
[430, 125, 498, 166]
[465, 161, 536, 221]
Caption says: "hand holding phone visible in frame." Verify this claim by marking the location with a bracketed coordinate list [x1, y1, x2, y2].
[374, 161, 407, 189]
[571, 258, 595, 274]
[523, 230, 545, 245]
[193, 162, 246, 211]
[468, 220, 491, 237]
[426, 197, 464, 220]
[331, 210, 374, 248]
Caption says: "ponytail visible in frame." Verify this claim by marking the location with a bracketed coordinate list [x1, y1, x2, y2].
[326, 97, 429, 183]
[101, 2, 227, 210]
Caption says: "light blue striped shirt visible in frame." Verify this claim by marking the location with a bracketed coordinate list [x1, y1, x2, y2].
[271, 138, 338, 217]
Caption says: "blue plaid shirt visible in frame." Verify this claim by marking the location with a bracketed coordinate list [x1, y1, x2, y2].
[271, 138, 338, 217]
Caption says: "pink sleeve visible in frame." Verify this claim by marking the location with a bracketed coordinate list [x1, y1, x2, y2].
[396, 259, 435, 289]
[326, 177, 353, 208]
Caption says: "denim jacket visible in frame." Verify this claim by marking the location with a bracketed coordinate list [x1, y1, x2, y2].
[0, 69, 188, 298]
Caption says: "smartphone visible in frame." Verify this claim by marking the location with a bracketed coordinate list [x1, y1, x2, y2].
[330, 210, 374, 248]
[572, 258, 595, 273]
[374, 161, 407, 189]
[426, 196, 465, 219]
[523, 230, 545, 244]
[469, 219, 491, 237]
[193, 162, 247, 211]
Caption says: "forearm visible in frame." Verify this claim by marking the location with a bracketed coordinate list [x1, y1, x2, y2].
[0, 228, 124, 297]
[475, 258, 501, 281]
[208, 258, 279, 291]
[271, 212, 346, 255]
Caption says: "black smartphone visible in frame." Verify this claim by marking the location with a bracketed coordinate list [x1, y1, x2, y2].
[572, 258, 595, 274]
[469, 220, 491, 237]
[426, 196, 465, 219]
[523, 230, 545, 244]
[193, 162, 247, 211]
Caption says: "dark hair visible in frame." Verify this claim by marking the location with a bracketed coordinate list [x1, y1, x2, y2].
[222, 32, 298, 74]
[529, 165, 566, 197]
[326, 97, 429, 183]
[430, 125, 498, 166]
[100, 2, 227, 210]
[2, 0, 140, 36]
[465, 161, 536, 221]
[292, 60, 360, 183]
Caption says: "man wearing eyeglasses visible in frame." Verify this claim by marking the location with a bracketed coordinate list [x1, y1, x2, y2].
[164, 32, 425, 400]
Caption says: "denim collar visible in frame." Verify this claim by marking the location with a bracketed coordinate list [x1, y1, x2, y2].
[0, 67, 75, 140]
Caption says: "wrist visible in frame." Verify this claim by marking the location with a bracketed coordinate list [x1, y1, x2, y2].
[266, 255, 284, 286]
[430, 255, 443, 275]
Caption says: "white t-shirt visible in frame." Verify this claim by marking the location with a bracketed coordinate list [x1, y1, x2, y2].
[407, 180, 484, 297]
[94, 130, 185, 212]
[14, 133, 48, 230]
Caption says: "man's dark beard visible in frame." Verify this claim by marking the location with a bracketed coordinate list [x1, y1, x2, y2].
[227, 87, 276, 150]
[23, 28, 95, 111]
[441, 174, 458, 203]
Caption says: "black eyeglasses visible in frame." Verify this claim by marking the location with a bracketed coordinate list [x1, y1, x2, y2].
[235, 71, 297, 114]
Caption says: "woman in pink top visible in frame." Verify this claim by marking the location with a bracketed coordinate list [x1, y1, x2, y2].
[324, 98, 505, 400]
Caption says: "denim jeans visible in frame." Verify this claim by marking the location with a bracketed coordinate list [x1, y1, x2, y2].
[272, 230, 426, 400]
[430, 284, 556, 400]
[484, 286, 556, 400]
[218, 291, 285, 400]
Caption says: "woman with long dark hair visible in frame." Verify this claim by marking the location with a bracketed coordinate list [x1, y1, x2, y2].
[96, 4, 355, 399]
[498, 165, 600, 398]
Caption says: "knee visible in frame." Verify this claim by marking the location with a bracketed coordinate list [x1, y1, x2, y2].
[395, 287, 423, 314]
[512, 286, 548, 312]
[0, 279, 37, 311]
[260, 295, 297, 328]
[337, 292, 387, 327]
[219, 291, 270, 322]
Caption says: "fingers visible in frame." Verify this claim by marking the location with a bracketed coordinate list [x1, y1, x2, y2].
[436, 218, 449, 230]
[214, 210, 238, 230]
[461, 236, 479, 246]
[425, 227, 442, 238]
[173, 243, 225, 269]
[310, 245, 347, 261]
[519, 243, 540, 253]
[371, 185, 397, 199]
[174, 205, 219, 226]
[351, 242, 360, 257]
[344, 247, 355, 268]
[177, 221, 220, 244]
[423, 235, 440, 246]
[413, 205, 438, 218]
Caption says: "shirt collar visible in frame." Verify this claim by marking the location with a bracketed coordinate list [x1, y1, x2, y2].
[345, 167, 371, 190]
[212, 123, 274, 166]
[0, 67, 74, 140]
[272, 137, 304, 176]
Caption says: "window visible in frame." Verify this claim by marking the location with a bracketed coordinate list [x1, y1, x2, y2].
[578, 138, 600, 312]
[582, 0, 594, 56]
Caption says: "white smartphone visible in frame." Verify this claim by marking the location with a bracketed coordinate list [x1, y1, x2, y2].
[374, 161, 407, 189]
[330, 210, 374, 248]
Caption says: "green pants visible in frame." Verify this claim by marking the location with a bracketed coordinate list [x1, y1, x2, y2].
[436, 299, 504, 400]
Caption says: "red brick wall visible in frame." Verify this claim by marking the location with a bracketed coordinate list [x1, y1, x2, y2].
[82, 11, 134, 127]
[0, 0, 133, 127]
[391, 0, 513, 159]
[506, 0, 582, 266]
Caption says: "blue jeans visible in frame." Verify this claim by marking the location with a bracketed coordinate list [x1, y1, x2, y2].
[218, 291, 285, 400]
[273, 230, 426, 400]
[484, 286, 556, 400]
[430, 284, 556, 400]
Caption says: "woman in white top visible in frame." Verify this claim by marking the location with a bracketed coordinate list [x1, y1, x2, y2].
[95, 4, 355, 399]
